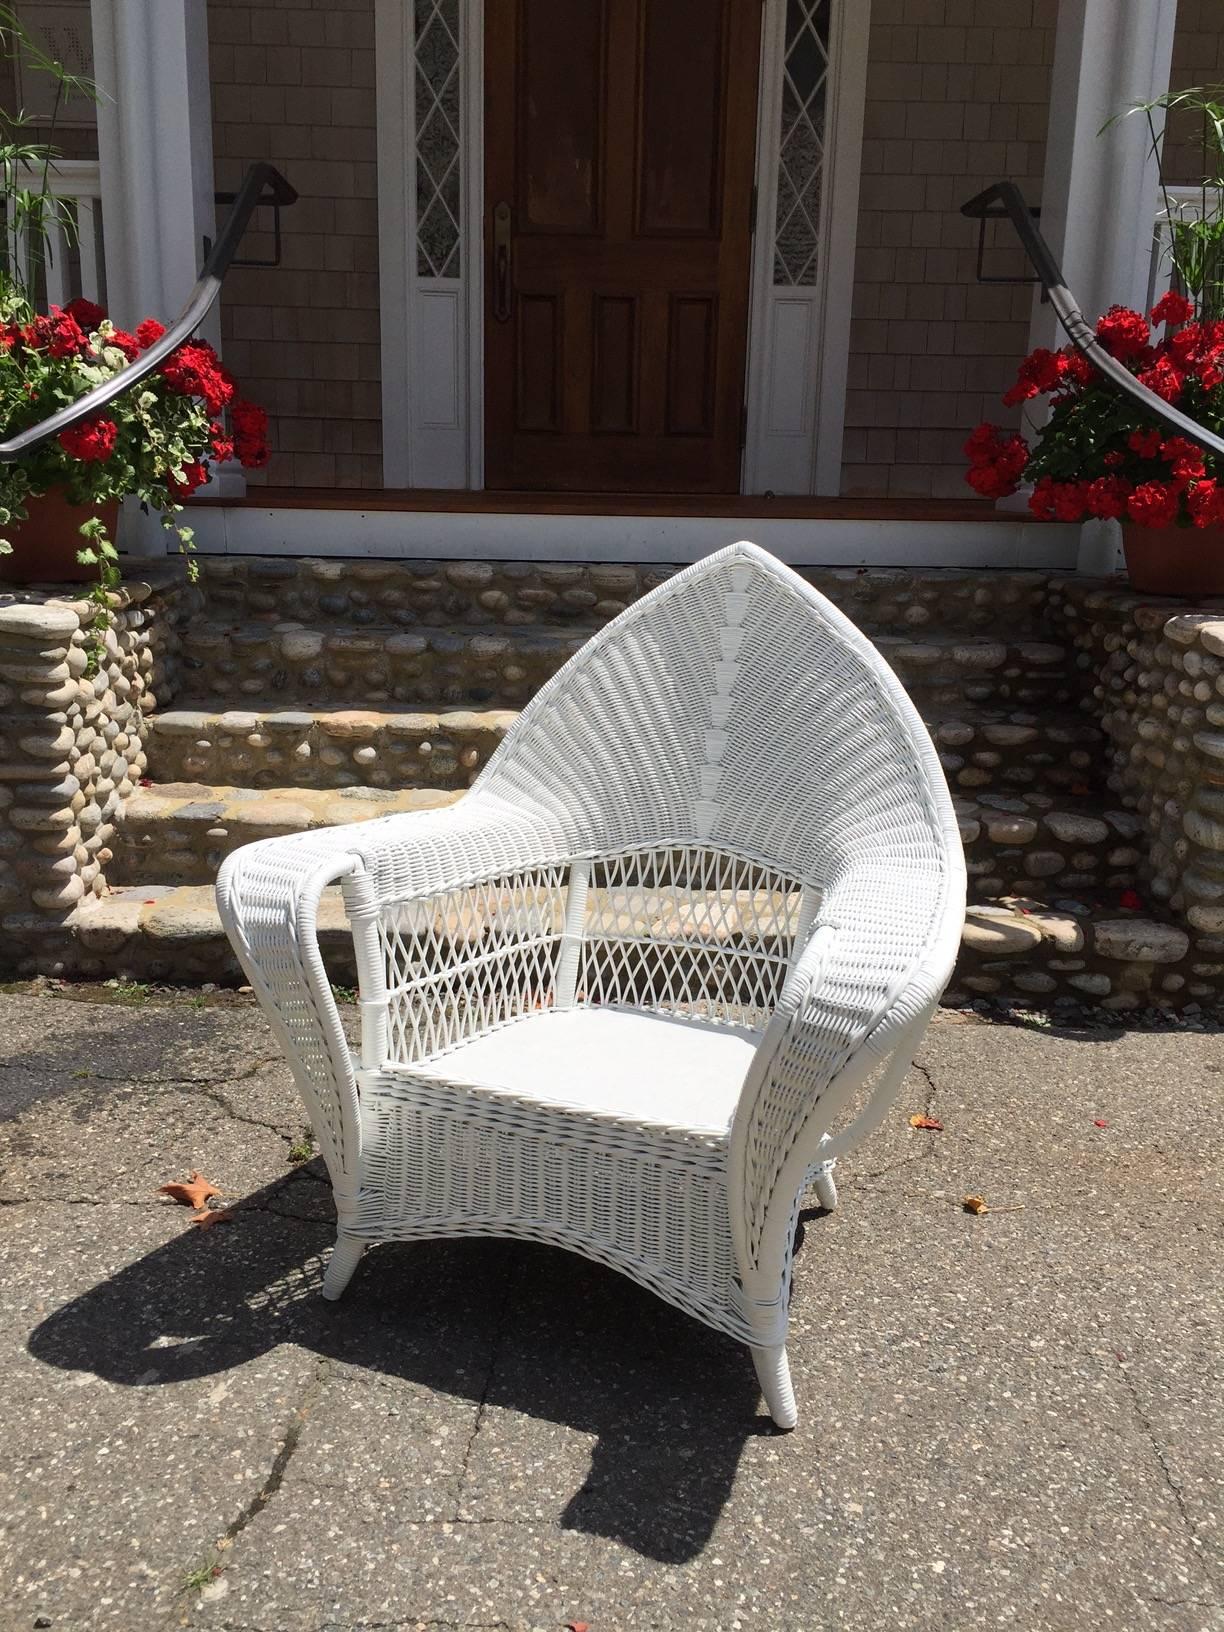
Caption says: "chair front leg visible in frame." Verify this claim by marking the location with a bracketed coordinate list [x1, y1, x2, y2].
[751, 1344, 798, 1430]
[321, 1233, 367, 1301]
[811, 1158, 838, 1211]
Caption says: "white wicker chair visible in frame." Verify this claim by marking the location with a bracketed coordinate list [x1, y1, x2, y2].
[217, 542, 965, 1428]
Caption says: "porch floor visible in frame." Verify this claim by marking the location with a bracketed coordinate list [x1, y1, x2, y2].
[194, 488, 1036, 523]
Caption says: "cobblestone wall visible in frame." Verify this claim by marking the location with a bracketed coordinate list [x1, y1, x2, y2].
[3, 557, 1224, 1015]
[1053, 581, 1224, 981]
[0, 565, 197, 920]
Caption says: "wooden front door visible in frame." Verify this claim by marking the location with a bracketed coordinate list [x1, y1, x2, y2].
[483, 0, 762, 494]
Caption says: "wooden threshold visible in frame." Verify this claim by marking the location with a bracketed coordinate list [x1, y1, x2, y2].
[192, 487, 1039, 524]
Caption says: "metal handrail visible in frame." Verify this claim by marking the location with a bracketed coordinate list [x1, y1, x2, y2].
[961, 179, 1224, 461]
[0, 161, 297, 462]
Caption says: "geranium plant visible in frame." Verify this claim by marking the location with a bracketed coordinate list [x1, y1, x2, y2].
[0, 4, 268, 636]
[964, 289, 1224, 528]
[0, 291, 268, 586]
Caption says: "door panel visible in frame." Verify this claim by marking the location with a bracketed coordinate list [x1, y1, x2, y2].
[518, 0, 605, 234]
[637, 0, 724, 237]
[485, 0, 762, 493]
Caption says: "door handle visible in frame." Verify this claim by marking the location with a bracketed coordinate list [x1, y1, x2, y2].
[493, 201, 512, 323]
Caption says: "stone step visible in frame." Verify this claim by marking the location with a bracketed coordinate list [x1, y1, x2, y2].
[873, 635, 1078, 709]
[198, 556, 1063, 639]
[114, 768, 1136, 899]
[110, 782, 464, 886]
[932, 708, 1105, 796]
[145, 696, 1106, 797]
[144, 704, 516, 790]
[52, 881, 1218, 1014]
[951, 895, 1217, 1013]
[179, 620, 591, 710]
[956, 794, 1145, 899]
[178, 616, 1080, 712]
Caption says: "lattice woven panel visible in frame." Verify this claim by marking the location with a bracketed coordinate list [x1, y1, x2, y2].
[378, 847, 810, 1067]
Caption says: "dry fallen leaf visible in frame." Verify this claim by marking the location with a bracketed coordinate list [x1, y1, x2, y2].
[157, 1171, 221, 1210]
[189, 1208, 235, 1231]
[909, 1114, 943, 1132]
[962, 1193, 1025, 1216]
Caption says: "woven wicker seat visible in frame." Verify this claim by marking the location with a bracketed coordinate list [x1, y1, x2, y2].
[217, 542, 965, 1428]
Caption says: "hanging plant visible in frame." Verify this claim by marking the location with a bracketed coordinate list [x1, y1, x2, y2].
[0, 294, 268, 627]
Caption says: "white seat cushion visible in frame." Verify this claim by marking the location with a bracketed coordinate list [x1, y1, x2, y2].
[423, 1005, 760, 1138]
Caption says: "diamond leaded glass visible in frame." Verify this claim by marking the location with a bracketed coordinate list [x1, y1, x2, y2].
[414, 0, 461, 278]
[774, 0, 829, 287]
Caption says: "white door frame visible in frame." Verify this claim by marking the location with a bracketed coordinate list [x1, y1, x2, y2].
[376, 0, 865, 495]
[375, 0, 484, 488]
[742, 0, 869, 495]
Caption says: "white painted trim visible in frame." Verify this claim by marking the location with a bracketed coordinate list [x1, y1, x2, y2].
[91, 0, 221, 550]
[374, 0, 412, 487]
[186, 506, 1078, 570]
[812, 0, 869, 495]
[465, 0, 485, 490]
[375, 0, 482, 488]
[743, 0, 787, 491]
[1029, 0, 1176, 352]
[743, 0, 869, 496]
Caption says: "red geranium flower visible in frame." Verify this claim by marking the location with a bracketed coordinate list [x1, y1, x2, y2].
[1159, 436, 1207, 482]
[107, 329, 141, 361]
[1002, 346, 1066, 406]
[1150, 290, 1195, 327]
[1029, 477, 1090, 522]
[22, 307, 87, 358]
[1128, 427, 1163, 458]
[1096, 304, 1150, 360]
[1136, 355, 1184, 404]
[58, 416, 119, 463]
[209, 424, 235, 464]
[1061, 347, 1096, 387]
[1085, 475, 1132, 520]
[169, 460, 210, 497]
[160, 341, 234, 416]
[231, 398, 270, 467]
[1127, 479, 1181, 528]
[962, 422, 1027, 498]
[1188, 478, 1224, 527]
[64, 297, 107, 332]
[135, 317, 166, 350]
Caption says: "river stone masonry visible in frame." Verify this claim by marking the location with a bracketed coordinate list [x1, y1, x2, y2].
[0, 563, 196, 921]
[196, 557, 1060, 635]
[1, 554, 1223, 1015]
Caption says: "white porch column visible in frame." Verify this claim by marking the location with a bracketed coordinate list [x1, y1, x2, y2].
[90, 0, 232, 552]
[1030, 0, 1176, 349]
[1029, 0, 1176, 574]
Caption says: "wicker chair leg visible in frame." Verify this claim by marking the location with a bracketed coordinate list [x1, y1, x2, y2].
[752, 1344, 798, 1430]
[812, 1159, 838, 1212]
[321, 1234, 366, 1301]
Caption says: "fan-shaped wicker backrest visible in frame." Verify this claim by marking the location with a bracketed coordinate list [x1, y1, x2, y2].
[474, 541, 948, 887]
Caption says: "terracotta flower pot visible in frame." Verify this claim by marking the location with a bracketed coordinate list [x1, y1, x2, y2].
[1122, 522, 1224, 598]
[0, 488, 120, 585]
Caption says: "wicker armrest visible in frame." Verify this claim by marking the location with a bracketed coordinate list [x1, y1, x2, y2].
[729, 858, 963, 1279]
[215, 796, 575, 1190]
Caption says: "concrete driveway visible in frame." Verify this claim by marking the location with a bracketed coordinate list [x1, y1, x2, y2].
[0, 989, 1220, 1631]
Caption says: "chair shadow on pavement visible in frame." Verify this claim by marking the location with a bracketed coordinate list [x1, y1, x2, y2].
[27, 1162, 774, 1563]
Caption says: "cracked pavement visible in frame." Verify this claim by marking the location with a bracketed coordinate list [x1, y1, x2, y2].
[0, 990, 1221, 1632]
